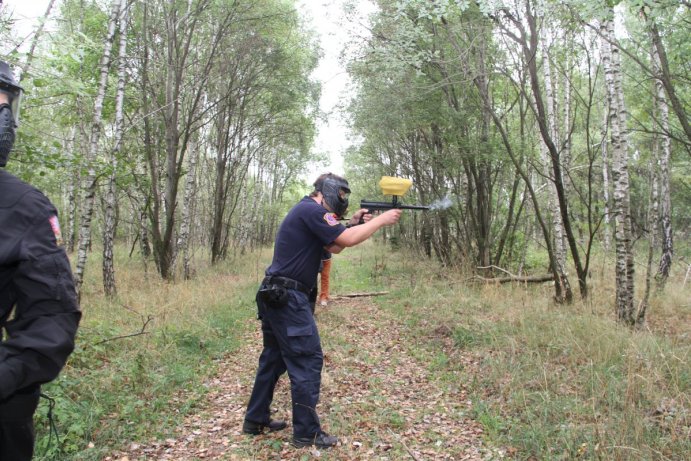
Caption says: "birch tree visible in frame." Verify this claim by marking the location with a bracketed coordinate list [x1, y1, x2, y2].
[74, 0, 121, 298]
[600, 115, 612, 251]
[600, 15, 636, 324]
[651, 40, 673, 287]
[540, 27, 568, 279]
[64, 128, 79, 253]
[137, 0, 235, 279]
[102, 0, 129, 297]
[173, 132, 200, 280]
[18, 0, 57, 77]
[639, 58, 662, 327]
[496, 1, 587, 300]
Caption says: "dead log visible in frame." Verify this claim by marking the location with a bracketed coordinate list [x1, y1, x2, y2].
[471, 274, 554, 284]
[332, 291, 390, 299]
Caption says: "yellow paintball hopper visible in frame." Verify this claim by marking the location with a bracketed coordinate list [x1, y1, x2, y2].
[359, 176, 429, 215]
[379, 176, 413, 196]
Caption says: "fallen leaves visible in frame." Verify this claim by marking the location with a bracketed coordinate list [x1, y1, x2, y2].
[108, 299, 497, 460]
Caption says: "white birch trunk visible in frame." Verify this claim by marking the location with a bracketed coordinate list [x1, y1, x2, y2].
[601, 18, 636, 324]
[562, 37, 573, 194]
[64, 127, 79, 253]
[102, 1, 128, 297]
[562, 62, 572, 173]
[600, 113, 611, 251]
[540, 31, 567, 274]
[74, 0, 121, 300]
[639, 73, 661, 327]
[173, 134, 199, 280]
[234, 172, 251, 251]
[652, 46, 673, 286]
[178, 0, 198, 281]
[249, 160, 266, 253]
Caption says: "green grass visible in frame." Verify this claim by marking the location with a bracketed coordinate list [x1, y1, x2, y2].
[333, 245, 690, 461]
[33, 242, 689, 460]
[34, 246, 270, 460]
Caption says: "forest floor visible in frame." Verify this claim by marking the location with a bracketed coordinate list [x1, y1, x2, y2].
[107, 296, 496, 461]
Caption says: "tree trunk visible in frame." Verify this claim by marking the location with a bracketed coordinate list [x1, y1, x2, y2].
[651, 44, 673, 287]
[234, 170, 251, 251]
[497, 3, 584, 300]
[19, 0, 57, 77]
[139, 197, 151, 258]
[600, 113, 612, 251]
[210, 115, 228, 264]
[601, 17, 636, 325]
[102, 2, 128, 297]
[64, 127, 79, 253]
[74, 0, 121, 300]
[648, 20, 691, 147]
[174, 133, 199, 280]
[639, 64, 662, 327]
[473, 73, 567, 303]
[538, 33, 567, 269]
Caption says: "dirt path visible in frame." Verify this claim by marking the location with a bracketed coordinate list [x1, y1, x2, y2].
[109, 298, 493, 460]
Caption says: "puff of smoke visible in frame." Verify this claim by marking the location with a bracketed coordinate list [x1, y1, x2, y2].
[428, 196, 454, 211]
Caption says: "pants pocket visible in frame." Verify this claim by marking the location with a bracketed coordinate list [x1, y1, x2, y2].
[286, 324, 319, 356]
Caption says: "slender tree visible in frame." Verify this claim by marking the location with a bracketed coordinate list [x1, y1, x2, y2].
[74, 0, 121, 299]
[651, 40, 673, 287]
[174, 131, 200, 280]
[102, 0, 129, 297]
[600, 15, 636, 325]
[19, 0, 57, 77]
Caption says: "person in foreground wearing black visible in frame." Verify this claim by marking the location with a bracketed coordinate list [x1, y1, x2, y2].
[243, 173, 401, 448]
[0, 61, 81, 461]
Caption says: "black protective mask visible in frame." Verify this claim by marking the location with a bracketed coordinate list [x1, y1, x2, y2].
[320, 177, 350, 218]
[0, 104, 15, 167]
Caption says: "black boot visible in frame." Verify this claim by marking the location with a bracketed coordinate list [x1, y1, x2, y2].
[292, 431, 338, 448]
[242, 419, 288, 435]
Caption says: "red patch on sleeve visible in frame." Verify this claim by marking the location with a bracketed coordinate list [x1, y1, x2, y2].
[323, 213, 339, 226]
[49, 215, 64, 246]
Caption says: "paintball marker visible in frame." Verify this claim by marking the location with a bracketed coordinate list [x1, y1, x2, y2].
[360, 177, 430, 218]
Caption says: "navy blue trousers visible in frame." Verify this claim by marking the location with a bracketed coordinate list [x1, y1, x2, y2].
[246, 288, 323, 438]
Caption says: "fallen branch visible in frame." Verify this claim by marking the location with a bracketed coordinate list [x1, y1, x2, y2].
[332, 291, 389, 299]
[470, 274, 554, 284]
[388, 429, 423, 461]
[477, 264, 518, 278]
[94, 315, 153, 345]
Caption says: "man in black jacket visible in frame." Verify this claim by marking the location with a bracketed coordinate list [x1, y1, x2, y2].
[0, 60, 81, 461]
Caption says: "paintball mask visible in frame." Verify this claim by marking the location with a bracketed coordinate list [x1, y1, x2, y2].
[0, 61, 24, 167]
[319, 176, 350, 218]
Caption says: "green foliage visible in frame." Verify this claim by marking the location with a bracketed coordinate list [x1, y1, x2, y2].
[350, 247, 690, 461]
[1, 0, 688, 453]
[31, 247, 264, 460]
[452, 324, 490, 349]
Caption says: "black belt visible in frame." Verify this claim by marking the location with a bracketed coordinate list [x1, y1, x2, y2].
[262, 276, 311, 295]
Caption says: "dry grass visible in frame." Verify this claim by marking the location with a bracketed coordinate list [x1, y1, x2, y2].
[35, 242, 689, 460]
[35, 245, 273, 460]
[357, 247, 690, 461]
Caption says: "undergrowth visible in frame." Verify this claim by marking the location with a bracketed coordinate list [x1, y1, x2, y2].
[33, 246, 270, 460]
[338, 243, 689, 461]
[32, 241, 689, 460]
